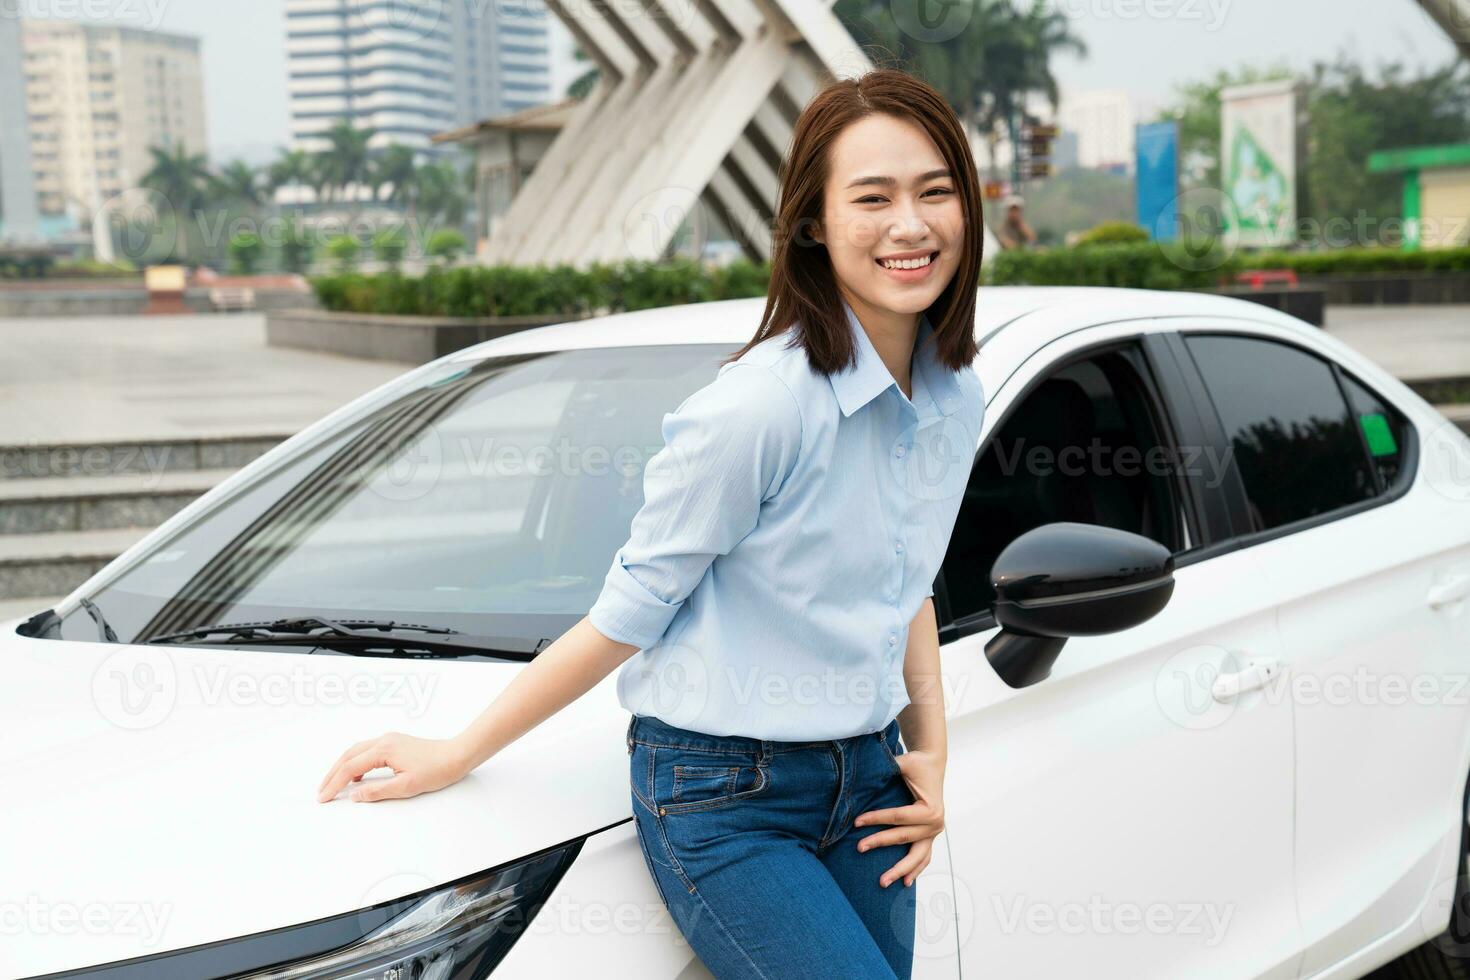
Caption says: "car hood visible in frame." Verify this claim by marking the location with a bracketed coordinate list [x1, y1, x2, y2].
[0, 619, 632, 978]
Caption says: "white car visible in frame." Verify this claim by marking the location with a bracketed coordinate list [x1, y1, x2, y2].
[7, 286, 1470, 980]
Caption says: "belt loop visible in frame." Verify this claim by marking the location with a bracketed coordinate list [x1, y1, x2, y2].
[759, 738, 772, 765]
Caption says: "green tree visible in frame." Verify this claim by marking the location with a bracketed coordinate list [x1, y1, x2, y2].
[228, 231, 264, 273]
[372, 144, 420, 210]
[1302, 54, 1470, 243]
[416, 159, 469, 230]
[315, 120, 376, 213]
[140, 142, 211, 262]
[833, 0, 1085, 180]
[372, 225, 408, 270]
[326, 234, 361, 272]
[279, 217, 315, 274]
[213, 160, 264, 208]
[426, 228, 467, 264]
[266, 148, 314, 201]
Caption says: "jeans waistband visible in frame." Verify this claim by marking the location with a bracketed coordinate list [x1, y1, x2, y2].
[627, 712, 895, 756]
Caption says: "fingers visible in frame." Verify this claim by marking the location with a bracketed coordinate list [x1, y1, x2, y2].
[853, 802, 924, 827]
[317, 745, 392, 802]
[317, 738, 374, 798]
[879, 838, 933, 889]
[350, 772, 416, 802]
[856, 824, 924, 853]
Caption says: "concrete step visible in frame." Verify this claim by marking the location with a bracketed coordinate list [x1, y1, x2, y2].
[0, 467, 237, 534]
[0, 433, 289, 481]
[0, 526, 151, 601]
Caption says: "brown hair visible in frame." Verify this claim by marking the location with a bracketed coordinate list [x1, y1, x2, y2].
[725, 67, 984, 375]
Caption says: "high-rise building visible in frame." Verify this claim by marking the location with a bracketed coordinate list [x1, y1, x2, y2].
[1058, 90, 1136, 175]
[20, 20, 207, 217]
[0, 17, 40, 239]
[285, 0, 554, 153]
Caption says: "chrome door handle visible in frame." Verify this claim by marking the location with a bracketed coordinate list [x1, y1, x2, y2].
[1211, 657, 1282, 703]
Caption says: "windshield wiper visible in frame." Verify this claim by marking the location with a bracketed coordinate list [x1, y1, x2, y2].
[142, 615, 546, 660]
[79, 597, 118, 643]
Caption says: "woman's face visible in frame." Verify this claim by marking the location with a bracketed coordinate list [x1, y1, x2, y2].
[812, 112, 965, 322]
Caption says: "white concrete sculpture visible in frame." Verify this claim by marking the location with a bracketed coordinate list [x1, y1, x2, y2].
[481, 0, 876, 266]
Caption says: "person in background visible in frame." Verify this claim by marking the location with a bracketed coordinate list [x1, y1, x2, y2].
[996, 193, 1038, 250]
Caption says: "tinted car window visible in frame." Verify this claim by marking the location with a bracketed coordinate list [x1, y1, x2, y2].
[942, 342, 1187, 621]
[1183, 334, 1375, 534]
[1338, 371, 1410, 493]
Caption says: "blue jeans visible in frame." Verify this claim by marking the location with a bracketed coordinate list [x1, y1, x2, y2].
[626, 712, 918, 979]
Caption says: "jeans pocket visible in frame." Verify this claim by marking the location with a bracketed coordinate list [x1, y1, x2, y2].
[653, 748, 770, 816]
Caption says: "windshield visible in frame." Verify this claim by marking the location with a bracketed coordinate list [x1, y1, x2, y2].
[54, 343, 739, 652]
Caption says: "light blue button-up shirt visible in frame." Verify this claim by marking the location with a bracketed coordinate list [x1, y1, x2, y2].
[587, 298, 985, 740]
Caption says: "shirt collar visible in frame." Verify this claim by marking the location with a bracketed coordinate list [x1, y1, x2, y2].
[829, 296, 963, 419]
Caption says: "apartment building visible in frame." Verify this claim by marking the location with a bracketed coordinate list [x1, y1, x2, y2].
[285, 0, 555, 153]
[21, 20, 207, 217]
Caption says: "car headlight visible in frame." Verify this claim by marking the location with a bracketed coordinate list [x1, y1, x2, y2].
[235, 843, 580, 980]
[57, 842, 582, 979]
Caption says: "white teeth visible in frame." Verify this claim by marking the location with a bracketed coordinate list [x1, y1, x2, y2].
[879, 253, 933, 270]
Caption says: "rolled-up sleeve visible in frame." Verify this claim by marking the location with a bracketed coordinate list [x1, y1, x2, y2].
[586, 363, 804, 650]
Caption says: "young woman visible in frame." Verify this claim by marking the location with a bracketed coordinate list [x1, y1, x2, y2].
[316, 67, 986, 979]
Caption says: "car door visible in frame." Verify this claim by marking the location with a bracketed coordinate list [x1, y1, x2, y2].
[1169, 321, 1470, 976]
[933, 315, 1302, 980]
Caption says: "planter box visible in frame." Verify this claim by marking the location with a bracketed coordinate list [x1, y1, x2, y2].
[1196, 284, 1327, 326]
[265, 309, 588, 363]
[0, 286, 317, 317]
[1305, 271, 1470, 306]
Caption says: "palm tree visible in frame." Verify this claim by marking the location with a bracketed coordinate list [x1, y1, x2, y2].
[140, 142, 211, 261]
[266, 148, 314, 202]
[831, 0, 1085, 180]
[314, 120, 376, 212]
[416, 159, 468, 230]
[213, 160, 264, 208]
[372, 144, 420, 208]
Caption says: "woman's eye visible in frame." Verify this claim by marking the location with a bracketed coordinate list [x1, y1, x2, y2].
[855, 188, 953, 205]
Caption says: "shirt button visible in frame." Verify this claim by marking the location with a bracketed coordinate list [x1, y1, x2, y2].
[895, 445, 906, 458]
[895, 541, 904, 553]
[888, 634, 898, 646]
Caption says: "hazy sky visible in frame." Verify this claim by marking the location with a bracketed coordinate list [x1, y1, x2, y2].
[69, 0, 1460, 163]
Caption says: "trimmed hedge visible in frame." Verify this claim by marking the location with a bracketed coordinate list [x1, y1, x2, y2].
[311, 259, 773, 317]
[990, 243, 1470, 289]
[989, 242, 1241, 290]
[1245, 246, 1470, 275]
[312, 246, 1470, 316]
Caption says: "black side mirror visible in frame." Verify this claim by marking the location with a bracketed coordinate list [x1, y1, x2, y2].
[985, 522, 1174, 689]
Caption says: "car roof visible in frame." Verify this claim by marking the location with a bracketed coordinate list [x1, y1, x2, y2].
[448, 286, 1301, 363]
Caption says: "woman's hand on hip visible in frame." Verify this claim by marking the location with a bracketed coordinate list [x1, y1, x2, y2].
[316, 732, 472, 803]
[851, 748, 946, 888]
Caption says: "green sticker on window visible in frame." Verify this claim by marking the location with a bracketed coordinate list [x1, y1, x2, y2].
[1360, 413, 1397, 456]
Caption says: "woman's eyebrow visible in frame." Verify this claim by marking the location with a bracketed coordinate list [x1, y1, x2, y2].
[844, 168, 952, 189]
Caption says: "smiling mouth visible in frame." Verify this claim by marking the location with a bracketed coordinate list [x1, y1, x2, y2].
[875, 250, 940, 271]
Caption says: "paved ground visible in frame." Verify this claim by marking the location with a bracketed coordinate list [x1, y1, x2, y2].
[0, 305, 1464, 447]
[0, 314, 408, 445]
[1324, 305, 1470, 382]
